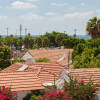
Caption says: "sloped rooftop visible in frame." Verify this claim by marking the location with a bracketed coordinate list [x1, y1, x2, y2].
[0, 72, 44, 92]
[28, 49, 73, 65]
[68, 68, 100, 89]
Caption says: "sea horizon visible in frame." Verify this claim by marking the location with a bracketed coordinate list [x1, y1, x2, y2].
[0, 34, 91, 40]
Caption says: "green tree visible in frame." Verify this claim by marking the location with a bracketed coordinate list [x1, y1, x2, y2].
[16, 37, 23, 50]
[5, 35, 14, 47]
[24, 34, 34, 49]
[86, 17, 100, 39]
[42, 37, 50, 47]
[34, 37, 42, 48]
[55, 33, 68, 46]
[0, 46, 11, 69]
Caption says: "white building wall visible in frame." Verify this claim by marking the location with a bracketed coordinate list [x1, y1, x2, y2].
[22, 52, 35, 62]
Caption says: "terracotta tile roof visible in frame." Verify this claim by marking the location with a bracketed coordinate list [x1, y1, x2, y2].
[2, 63, 23, 73]
[28, 49, 73, 65]
[2, 62, 66, 76]
[28, 62, 66, 77]
[68, 68, 100, 90]
[2, 62, 66, 87]
[0, 72, 44, 92]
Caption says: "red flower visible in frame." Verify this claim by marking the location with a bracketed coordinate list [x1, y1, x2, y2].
[93, 87, 96, 91]
[90, 98, 94, 100]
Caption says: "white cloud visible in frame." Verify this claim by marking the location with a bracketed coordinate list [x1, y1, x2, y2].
[45, 12, 57, 16]
[11, 1, 37, 9]
[0, 16, 8, 20]
[26, 0, 40, 2]
[51, 2, 67, 7]
[64, 11, 94, 19]
[51, 11, 94, 21]
[20, 13, 44, 20]
[80, 3, 85, 6]
[96, 10, 100, 13]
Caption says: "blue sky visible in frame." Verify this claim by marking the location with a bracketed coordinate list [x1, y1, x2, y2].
[0, 0, 100, 35]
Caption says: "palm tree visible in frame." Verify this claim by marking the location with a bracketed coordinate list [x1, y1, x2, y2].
[86, 17, 100, 39]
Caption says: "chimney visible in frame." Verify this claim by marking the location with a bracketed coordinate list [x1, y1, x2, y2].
[26, 58, 33, 65]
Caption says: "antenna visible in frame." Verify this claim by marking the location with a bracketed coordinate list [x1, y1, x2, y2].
[20, 24, 22, 37]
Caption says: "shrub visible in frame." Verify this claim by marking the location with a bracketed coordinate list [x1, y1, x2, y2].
[32, 45, 38, 49]
[35, 58, 50, 62]
[39, 75, 97, 100]
[0, 86, 16, 100]
[12, 58, 25, 64]
[64, 75, 96, 100]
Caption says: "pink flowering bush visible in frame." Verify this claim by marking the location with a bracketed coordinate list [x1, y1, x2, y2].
[0, 86, 16, 100]
[39, 76, 97, 100]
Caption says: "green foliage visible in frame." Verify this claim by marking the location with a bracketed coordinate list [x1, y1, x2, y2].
[86, 16, 100, 39]
[12, 58, 25, 64]
[35, 57, 50, 62]
[42, 37, 50, 47]
[32, 45, 38, 49]
[64, 75, 96, 100]
[62, 37, 86, 48]
[34, 37, 42, 48]
[23, 90, 44, 100]
[55, 33, 68, 46]
[40, 75, 96, 100]
[0, 46, 11, 69]
[4, 35, 14, 46]
[30, 95, 39, 100]
[73, 48, 95, 68]
[72, 39, 100, 68]
[24, 34, 34, 49]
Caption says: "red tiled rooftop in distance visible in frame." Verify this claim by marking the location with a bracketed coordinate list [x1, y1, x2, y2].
[0, 72, 44, 92]
[28, 49, 73, 65]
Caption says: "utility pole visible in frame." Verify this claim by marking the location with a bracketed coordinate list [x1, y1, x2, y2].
[74, 29, 77, 35]
[20, 24, 22, 37]
[19, 24, 22, 51]
[6, 27, 8, 36]
[68, 49, 70, 67]
[25, 28, 27, 36]
[15, 29, 17, 37]
[73, 29, 77, 37]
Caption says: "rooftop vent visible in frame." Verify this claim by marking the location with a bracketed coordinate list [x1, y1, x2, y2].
[17, 65, 28, 71]
[57, 53, 67, 62]
[26, 58, 33, 65]
[64, 61, 72, 67]
[43, 82, 54, 87]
